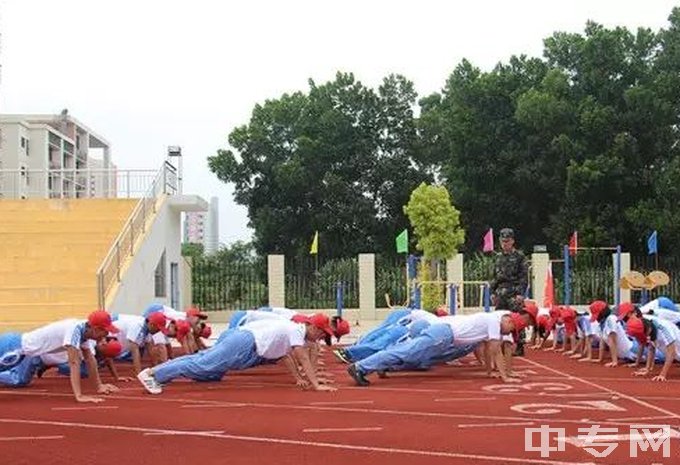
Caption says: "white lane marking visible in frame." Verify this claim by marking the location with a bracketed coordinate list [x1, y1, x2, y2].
[0, 436, 64, 441]
[434, 397, 497, 402]
[0, 418, 595, 465]
[51, 406, 119, 411]
[180, 403, 247, 408]
[303, 427, 383, 433]
[309, 401, 374, 406]
[457, 421, 535, 429]
[144, 430, 224, 436]
[523, 358, 680, 419]
[605, 415, 677, 422]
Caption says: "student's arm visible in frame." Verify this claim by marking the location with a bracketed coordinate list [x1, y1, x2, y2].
[604, 333, 618, 367]
[130, 343, 143, 376]
[564, 335, 577, 355]
[487, 340, 519, 383]
[570, 338, 584, 358]
[544, 330, 558, 351]
[67, 347, 101, 403]
[653, 344, 676, 382]
[282, 354, 309, 388]
[634, 343, 655, 376]
[291, 346, 335, 391]
[628, 342, 645, 368]
[83, 347, 118, 393]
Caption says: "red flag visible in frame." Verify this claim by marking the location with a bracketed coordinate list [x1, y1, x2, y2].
[543, 262, 554, 307]
[568, 231, 578, 256]
[482, 228, 494, 252]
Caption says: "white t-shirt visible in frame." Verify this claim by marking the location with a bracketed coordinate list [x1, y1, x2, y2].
[396, 309, 440, 326]
[21, 319, 95, 357]
[39, 339, 96, 366]
[240, 320, 306, 360]
[538, 307, 551, 318]
[161, 306, 186, 321]
[111, 314, 148, 351]
[440, 312, 503, 345]
[643, 308, 680, 325]
[647, 317, 680, 360]
[269, 307, 298, 319]
[600, 315, 633, 356]
[241, 310, 291, 326]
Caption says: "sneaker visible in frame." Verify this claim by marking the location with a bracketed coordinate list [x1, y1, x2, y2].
[333, 349, 350, 364]
[347, 364, 370, 387]
[137, 368, 162, 394]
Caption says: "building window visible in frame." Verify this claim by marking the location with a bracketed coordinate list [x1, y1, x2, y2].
[154, 251, 167, 297]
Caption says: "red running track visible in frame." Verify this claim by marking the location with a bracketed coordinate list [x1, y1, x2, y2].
[0, 349, 679, 465]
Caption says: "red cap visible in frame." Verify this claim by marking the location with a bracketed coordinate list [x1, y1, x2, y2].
[147, 312, 169, 334]
[88, 310, 119, 333]
[291, 314, 310, 324]
[549, 305, 561, 320]
[560, 307, 576, 322]
[508, 312, 528, 332]
[174, 320, 192, 341]
[309, 313, 334, 337]
[186, 307, 208, 320]
[333, 318, 350, 339]
[435, 307, 449, 317]
[589, 300, 608, 322]
[618, 302, 636, 321]
[564, 319, 577, 337]
[98, 340, 123, 358]
[200, 325, 212, 338]
[537, 314, 551, 330]
[626, 317, 647, 345]
[523, 301, 538, 325]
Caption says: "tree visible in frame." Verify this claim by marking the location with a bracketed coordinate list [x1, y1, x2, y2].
[181, 242, 204, 260]
[209, 72, 430, 258]
[404, 183, 465, 310]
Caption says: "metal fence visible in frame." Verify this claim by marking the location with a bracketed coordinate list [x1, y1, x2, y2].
[375, 254, 408, 308]
[285, 256, 359, 309]
[0, 168, 160, 199]
[630, 255, 680, 302]
[191, 257, 268, 311]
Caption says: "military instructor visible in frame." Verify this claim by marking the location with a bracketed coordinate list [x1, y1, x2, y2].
[490, 228, 529, 355]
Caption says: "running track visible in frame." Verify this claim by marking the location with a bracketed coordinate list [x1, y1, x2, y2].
[0, 350, 678, 464]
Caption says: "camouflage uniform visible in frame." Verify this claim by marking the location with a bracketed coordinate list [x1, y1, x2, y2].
[490, 249, 529, 312]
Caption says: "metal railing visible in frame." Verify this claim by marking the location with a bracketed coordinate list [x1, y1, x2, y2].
[0, 168, 161, 199]
[96, 162, 178, 308]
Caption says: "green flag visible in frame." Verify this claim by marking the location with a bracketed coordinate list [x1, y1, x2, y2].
[395, 229, 408, 253]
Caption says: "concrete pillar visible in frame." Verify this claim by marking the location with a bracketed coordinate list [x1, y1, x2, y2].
[358, 253, 375, 320]
[181, 256, 193, 309]
[531, 252, 550, 306]
[617, 252, 631, 303]
[446, 254, 464, 310]
[267, 254, 285, 307]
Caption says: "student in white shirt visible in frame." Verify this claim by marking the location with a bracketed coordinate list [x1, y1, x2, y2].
[346, 308, 536, 386]
[137, 313, 337, 394]
[0, 310, 120, 403]
[627, 316, 680, 382]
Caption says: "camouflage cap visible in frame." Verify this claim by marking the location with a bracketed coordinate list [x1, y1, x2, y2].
[499, 228, 514, 239]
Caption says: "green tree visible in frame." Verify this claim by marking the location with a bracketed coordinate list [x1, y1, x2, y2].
[208, 72, 430, 258]
[404, 183, 465, 310]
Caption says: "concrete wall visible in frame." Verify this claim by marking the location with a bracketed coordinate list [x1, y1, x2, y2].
[108, 197, 185, 315]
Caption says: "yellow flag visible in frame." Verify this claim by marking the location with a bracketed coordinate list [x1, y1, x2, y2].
[310, 231, 319, 255]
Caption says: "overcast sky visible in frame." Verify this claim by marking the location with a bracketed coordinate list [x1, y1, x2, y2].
[1, 0, 677, 245]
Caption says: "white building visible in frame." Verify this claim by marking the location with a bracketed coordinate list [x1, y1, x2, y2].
[184, 196, 219, 254]
[0, 111, 116, 198]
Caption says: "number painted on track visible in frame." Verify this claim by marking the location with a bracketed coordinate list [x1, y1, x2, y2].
[510, 400, 626, 415]
[483, 382, 574, 394]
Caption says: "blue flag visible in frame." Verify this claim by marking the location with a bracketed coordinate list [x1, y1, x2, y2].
[647, 230, 658, 255]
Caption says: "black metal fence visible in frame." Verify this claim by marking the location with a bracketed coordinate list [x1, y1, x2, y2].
[375, 254, 408, 308]
[285, 256, 359, 309]
[191, 257, 268, 311]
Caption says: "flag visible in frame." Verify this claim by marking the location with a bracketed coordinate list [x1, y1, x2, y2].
[569, 231, 578, 256]
[395, 229, 408, 254]
[543, 262, 554, 308]
[482, 228, 494, 252]
[310, 231, 318, 255]
[647, 230, 658, 255]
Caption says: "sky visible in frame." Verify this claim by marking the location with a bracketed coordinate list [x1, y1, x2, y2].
[1, 0, 677, 246]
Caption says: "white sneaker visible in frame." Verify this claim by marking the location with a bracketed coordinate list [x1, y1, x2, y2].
[137, 368, 162, 394]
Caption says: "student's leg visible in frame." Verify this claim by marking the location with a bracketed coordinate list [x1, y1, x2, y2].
[344, 326, 408, 362]
[228, 311, 248, 329]
[0, 333, 24, 373]
[356, 324, 453, 375]
[356, 309, 411, 344]
[0, 356, 41, 387]
[153, 330, 261, 384]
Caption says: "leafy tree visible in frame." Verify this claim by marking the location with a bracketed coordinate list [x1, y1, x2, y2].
[404, 183, 465, 310]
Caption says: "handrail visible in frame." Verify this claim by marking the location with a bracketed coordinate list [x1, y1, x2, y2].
[96, 162, 177, 308]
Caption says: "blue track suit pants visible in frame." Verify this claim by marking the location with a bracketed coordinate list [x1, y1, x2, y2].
[153, 329, 263, 384]
[344, 325, 409, 362]
[355, 309, 411, 345]
[357, 323, 454, 374]
[0, 333, 24, 373]
[228, 310, 248, 329]
[0, 356, 41, 387]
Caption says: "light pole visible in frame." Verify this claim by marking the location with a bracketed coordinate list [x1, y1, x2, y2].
[167, 145, 183, 194]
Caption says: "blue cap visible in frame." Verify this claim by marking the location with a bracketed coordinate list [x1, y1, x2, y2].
[658, 297, 677, 311]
